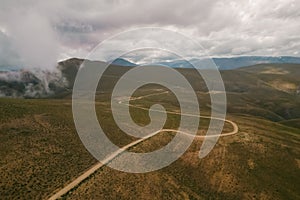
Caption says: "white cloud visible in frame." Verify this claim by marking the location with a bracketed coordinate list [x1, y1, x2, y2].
[0, 0, 299, 68]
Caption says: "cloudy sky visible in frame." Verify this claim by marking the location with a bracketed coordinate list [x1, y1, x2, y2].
[0, 0, 299, 68]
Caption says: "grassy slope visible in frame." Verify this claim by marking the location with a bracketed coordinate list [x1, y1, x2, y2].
[0, 63, 300, 199]
[0, 99, 96, 199]
[66, 101, 300, 200]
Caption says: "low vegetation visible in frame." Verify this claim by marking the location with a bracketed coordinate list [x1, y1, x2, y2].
[0, 63, 300, 199]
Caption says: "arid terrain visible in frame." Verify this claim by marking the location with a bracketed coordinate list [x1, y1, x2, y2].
[0, 62, 300, 199]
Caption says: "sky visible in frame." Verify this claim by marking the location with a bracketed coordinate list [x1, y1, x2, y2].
[0, 0, 299, 69]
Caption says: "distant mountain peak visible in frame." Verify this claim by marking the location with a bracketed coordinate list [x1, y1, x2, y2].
[110, 58, 137, 67]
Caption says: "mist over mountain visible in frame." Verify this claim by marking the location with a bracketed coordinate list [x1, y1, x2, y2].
[0, 69, 67, 98]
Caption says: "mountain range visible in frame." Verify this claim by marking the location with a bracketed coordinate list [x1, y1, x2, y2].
[0, 56, 300, 98]
[154, 56, 300, 70]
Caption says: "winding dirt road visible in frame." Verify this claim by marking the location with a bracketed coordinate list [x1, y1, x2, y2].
[48, 92, 238, 200]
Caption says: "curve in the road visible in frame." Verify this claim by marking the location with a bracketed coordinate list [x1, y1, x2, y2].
[48, 92, 238, 199]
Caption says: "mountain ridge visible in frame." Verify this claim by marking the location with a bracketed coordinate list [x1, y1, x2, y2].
[2, 56, 300, 72]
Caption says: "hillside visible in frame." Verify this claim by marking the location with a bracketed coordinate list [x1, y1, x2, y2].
[1, 59, 299, 124]
[0, 60, 299, 199]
